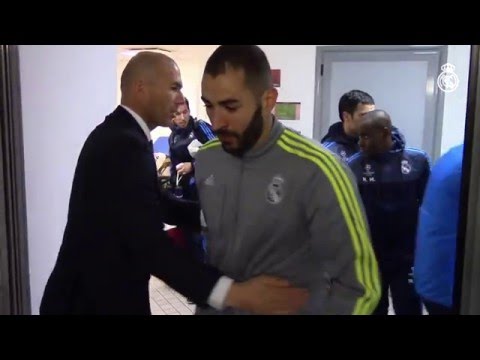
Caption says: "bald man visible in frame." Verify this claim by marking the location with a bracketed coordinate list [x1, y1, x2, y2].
[347, 110, 430, 315]
[40, 52, 308, 315]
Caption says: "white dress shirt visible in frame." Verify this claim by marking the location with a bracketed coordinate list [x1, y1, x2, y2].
[120, 104, 233, 311]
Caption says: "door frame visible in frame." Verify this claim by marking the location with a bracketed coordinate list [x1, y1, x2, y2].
[0, 45, 31, 315]
[455, 45, 480, 315]
[313, 45, 448, 161]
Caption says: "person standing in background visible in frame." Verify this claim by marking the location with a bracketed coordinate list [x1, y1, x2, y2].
[169, 97, 215, 201]
[348, 110, 430, 315]
[321, 90, 376, 161]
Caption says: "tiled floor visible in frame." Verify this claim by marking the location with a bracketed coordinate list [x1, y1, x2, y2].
[149, 276, 195, 315]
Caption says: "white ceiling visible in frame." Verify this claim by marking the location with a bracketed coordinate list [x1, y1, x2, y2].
[118, 45, 218, 60]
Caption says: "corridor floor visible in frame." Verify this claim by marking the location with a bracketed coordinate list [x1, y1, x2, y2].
[149, 276, 195, 315]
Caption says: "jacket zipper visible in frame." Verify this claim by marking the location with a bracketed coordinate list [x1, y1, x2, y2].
[228, 159, 245, 275]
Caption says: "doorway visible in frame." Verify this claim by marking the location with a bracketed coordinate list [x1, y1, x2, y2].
[0, 45, 31, 315]
[314, 45, 449, 161]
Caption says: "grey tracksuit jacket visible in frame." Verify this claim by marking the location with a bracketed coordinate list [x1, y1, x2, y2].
[195, 120, 381, 315]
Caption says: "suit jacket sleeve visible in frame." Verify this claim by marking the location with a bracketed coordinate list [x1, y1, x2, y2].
[158, 190, 201, 230]
[106, 134, 221, 305]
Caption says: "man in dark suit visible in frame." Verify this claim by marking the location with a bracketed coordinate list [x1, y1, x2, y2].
[39, 51, 308, 315]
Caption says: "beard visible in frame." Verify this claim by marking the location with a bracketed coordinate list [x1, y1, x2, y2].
[214, 105, 264, 158]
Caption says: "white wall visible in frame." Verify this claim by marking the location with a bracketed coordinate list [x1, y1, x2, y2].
[19, 45, 117, 314]
[259, 45, 317, 136]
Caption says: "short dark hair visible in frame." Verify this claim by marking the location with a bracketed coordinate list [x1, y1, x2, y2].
[365, 109, 392, 131]
[204, 45, 272, 96]
[183, 97, 190, 110]
[338, 90, 375, 122]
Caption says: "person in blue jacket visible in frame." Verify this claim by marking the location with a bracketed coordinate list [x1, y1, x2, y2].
[348, 109, 430, 315]
[321, 90, 376, 161]
[168, 97, 215, 201]
[414, 143, 463, 315]
[168, 98, 215, 265]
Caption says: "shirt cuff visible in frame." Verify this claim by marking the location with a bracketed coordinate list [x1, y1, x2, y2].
[207, 276, 234, 310]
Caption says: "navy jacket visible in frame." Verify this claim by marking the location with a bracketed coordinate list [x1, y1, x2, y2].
[347, 134, 430, 267]
[321, 122, 360, 161]
[168, 117, 215, 196]
[322, 121, 405, 162]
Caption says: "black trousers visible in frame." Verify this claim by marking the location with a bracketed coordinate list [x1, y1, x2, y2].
[170, 173, 199, 201]
[373, 261, 423, 315]
[423, 299, 455, 315]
